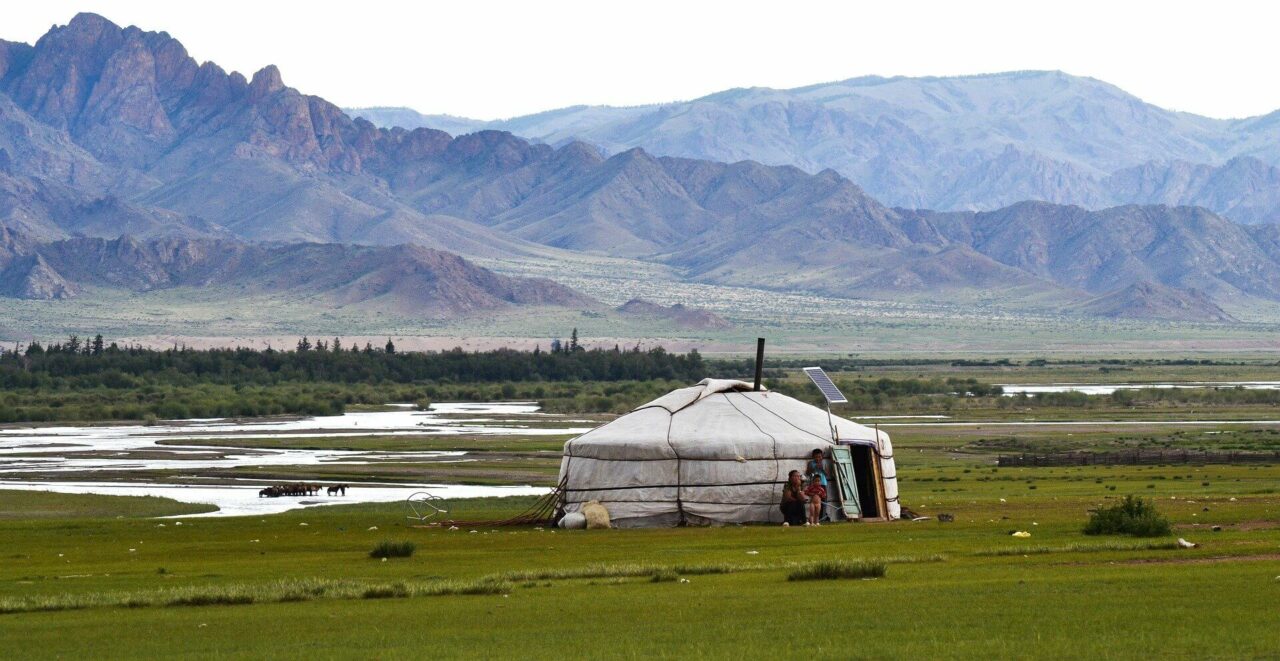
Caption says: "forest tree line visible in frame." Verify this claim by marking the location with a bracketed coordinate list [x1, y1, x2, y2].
[1, 333, 722, 388]
[0, 334, 739, 422]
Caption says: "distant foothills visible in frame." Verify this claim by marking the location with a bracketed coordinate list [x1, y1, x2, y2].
[4, 13, 1280, 325]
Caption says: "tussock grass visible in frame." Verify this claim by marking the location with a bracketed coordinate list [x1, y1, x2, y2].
[369, 540, 416, 559]
[484, 562, 734, 583]
[482, 555, 941, 585]
[974, 540, 1182, 557]
[650, 570, 678, 583]
[0, 576, 510, 615]
[787, 560, 887, 581]
[361, 583, 410, 600]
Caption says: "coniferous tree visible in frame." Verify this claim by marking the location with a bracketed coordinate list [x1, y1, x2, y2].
[332, 338, 342, 353]
[91, 334, 104, 356]
[297, 337, 312, 352]
[385, 338, 396, 354]
[569, 328, 580, 352]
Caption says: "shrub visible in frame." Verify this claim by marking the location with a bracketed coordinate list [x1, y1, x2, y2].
[369, 540, 416, 559]
[787, 560, 887, 581]
[1083, 496, 1172, 537]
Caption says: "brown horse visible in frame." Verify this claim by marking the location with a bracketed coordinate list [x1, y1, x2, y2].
[324, 484, 348, 496]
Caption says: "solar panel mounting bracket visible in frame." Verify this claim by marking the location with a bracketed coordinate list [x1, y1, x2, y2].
[803, 366, 846, 443]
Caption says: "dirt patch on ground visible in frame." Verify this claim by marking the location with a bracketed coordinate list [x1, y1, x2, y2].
[1178, 520, 1280, 532]
[1116, 553, 1280, 566]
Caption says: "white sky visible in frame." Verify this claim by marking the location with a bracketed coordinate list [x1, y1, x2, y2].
[2, 0, 1275, 120]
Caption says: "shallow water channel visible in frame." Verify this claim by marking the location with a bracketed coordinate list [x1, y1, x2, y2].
[998, 381, 1280, 395]
[0, 403, 590, 516]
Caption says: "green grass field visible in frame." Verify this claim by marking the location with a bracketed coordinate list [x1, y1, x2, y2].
[0, 490, 216, 519]
[3, 360, 1280, 658]
[1, 457, 1276, 659]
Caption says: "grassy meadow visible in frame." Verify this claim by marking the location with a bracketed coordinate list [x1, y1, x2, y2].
[2, 358, 1279, 658]
[0, 455, 1277, 658]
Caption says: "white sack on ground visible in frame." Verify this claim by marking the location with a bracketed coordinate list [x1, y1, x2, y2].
[582, 500, 611, 529]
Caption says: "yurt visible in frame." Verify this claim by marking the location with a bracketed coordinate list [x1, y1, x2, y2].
[557, 378, 900, 528]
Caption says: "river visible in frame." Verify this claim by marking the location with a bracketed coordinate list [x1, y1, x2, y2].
[997, 381, 1280, 395]
[0, 403, 589, 516]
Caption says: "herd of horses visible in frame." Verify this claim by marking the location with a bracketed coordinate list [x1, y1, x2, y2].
[258, 483, 350, 498]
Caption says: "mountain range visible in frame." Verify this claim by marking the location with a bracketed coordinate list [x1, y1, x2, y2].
[0, 226, 589, 317]
[352, 72, 1280, 224]
[2, 13, 1279, 325]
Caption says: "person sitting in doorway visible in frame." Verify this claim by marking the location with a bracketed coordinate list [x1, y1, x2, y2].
[806, 448, 830, 490]
[805, 448, 832, 524]
[779, 470, 807, 526]
[804, 473, 827, 525]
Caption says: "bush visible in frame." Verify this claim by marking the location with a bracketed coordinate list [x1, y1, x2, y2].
[369, 540, 416, 559]
[1083, 496, 1172, 537]
[787, 560, 886, 581]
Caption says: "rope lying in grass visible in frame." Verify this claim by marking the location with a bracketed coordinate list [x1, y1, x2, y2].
[434, 475, 567, 528]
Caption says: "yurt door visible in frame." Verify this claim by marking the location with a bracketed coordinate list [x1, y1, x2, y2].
[830, 446, 863, 519]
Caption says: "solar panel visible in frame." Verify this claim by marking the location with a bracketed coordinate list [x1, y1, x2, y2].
[803, 367, 847, 404]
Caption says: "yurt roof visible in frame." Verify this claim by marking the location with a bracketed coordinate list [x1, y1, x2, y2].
[565, 379, 886, 461]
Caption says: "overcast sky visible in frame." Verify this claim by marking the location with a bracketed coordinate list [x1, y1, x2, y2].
[3, 1, 1275, 120]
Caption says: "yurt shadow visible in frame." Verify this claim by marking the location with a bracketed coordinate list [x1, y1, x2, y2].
[556, 379, 900, 528]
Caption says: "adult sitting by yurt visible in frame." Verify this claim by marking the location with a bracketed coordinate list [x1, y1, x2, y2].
[556, 378, 900, 528]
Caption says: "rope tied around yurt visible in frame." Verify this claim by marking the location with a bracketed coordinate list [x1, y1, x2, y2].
[664, 413, 686, 525]
[722, 392, 782, 500]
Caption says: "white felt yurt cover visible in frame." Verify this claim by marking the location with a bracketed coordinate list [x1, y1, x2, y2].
[557, 379, 900, 527]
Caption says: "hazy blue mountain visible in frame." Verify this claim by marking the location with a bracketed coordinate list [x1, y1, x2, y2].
[352, 72, 1280, 224]
[347, 107, 488, 137]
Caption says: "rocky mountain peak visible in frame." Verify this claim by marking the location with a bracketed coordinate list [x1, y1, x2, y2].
[0, 40, 32, 80]
[248, 65, 285, 99]
[65, 12, 118, 33]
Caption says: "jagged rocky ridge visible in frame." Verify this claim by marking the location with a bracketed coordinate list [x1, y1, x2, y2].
[1, 14, 1278, 322]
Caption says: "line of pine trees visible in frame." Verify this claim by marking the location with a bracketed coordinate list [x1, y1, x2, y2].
[0, 330, 711, 388]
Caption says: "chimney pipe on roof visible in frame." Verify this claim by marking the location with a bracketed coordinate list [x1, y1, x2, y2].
[753, 338, 765, 391]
